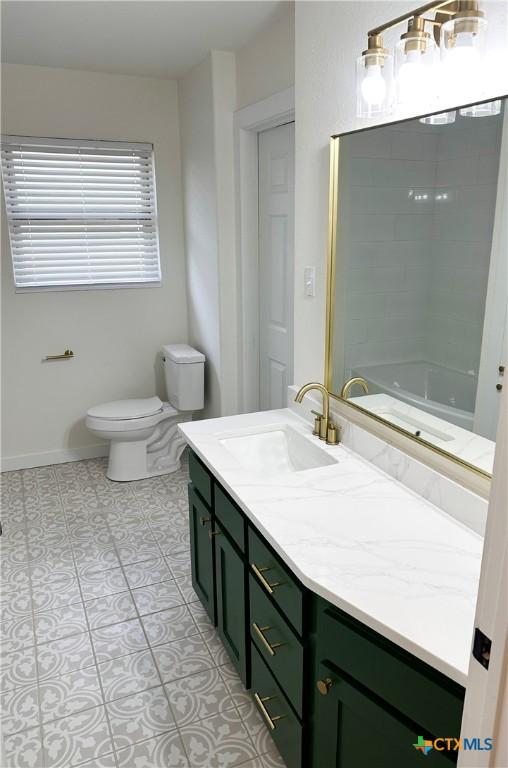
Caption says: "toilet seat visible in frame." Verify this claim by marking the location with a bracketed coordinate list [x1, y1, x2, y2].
[86, 399, 178, 434]
[88, 396, 164, 421]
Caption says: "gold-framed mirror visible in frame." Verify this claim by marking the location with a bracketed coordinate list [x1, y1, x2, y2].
[325, 96, 507, 480]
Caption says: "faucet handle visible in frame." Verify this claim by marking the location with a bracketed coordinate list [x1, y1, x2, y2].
[326, 422, 341, 446]
[311, 410, 324, 437]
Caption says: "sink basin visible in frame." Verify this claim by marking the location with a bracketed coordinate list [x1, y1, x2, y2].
[219, 424, 338, 475]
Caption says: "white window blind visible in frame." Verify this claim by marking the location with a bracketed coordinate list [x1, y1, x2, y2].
[1, 136, 161, 289]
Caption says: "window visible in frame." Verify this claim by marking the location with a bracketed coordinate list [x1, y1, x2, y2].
[1, 136, 161, 290]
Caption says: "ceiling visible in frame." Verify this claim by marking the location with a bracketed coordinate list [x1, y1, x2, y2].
[1, 1, 285, 78]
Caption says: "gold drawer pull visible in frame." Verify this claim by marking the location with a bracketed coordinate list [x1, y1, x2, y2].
[199, 516, 210, 526]
[252, 622, 284, 657]
[253, 693, 285, 731]
[251, 563, 282, 595]
[44, 349, 74, 361]
[317, 678, 333, 696]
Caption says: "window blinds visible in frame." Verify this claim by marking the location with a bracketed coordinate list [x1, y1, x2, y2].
[1, 136, 161, 289]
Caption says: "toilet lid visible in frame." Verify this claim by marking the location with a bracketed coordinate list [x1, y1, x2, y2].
[87, 396, 164, 420]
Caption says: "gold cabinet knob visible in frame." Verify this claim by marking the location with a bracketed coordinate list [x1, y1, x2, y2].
[208, 530, 221, 539]
[317, 678, 333, 696]
[199, 516, 210, 526]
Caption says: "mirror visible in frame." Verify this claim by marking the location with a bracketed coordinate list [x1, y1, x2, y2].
[327, 98, 507, 477]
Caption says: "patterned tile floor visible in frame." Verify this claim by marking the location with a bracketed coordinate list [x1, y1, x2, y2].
[0, 456, 285, 768]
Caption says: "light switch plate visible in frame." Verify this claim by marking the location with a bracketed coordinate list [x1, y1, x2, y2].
[304, 266, 316, 297]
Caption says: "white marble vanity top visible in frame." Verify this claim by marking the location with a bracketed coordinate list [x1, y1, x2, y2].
[179, 408, 483, 686]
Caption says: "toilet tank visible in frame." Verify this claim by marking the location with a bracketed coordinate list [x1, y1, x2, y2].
[162, 344, 205, 412]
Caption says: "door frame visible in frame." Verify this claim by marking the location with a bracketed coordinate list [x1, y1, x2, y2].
[458, 381, 508, 767]
[234, 87, 295, 413]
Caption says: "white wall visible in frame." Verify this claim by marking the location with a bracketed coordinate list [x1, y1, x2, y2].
[178, 51, 237, 418]
[178, 56, 222, 419]
[294, 0, 508, 388]
[1, 63, 188, 469]
[236, 2, 294, 110]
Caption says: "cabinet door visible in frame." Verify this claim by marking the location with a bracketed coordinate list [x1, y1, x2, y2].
[215, 525, 248, 686]
[188, 485, 216, 624]
[312, 662, 455, 768]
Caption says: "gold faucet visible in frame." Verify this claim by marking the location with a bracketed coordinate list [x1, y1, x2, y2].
[340, 377, 369, 399]
[294, 382, 340, 445]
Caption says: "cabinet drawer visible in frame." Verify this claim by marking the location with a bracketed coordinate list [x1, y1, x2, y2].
[251, 643, 302, 768]
[250, 574, 304, 719]
[249, 528, 304, 636]
[215, 485, 245, 553]
[317, 603, 464, 739]
[188, 450, 212, 507]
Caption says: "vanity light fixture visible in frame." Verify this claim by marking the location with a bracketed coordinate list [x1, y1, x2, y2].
[356, 0, 490, 118]
[395, 16, 437, 107]
[356, 35, 393, 117]
[440, 0, 487, 100]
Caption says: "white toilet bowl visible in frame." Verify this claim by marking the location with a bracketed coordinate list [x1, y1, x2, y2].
[86, 345, 205, 481]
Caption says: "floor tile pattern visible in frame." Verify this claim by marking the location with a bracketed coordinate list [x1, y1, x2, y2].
[0, 456, 285, 767]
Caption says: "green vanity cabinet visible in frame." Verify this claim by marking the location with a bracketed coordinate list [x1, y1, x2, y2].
[187, 451, 466, 768]
[188, 451, 250, 686]
[188, 483, 216, 624]
[311, 602, 464, 768]
[312, 661, 454, 768]
[214, 521, 249, 686]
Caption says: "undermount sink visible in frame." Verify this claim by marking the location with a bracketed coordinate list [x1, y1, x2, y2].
[219, 424, 338, 475]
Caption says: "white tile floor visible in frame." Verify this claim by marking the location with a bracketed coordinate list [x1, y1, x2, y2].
[0, 456, 285, 768]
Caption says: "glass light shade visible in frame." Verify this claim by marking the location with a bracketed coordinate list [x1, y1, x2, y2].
[356, 51, 393, 118]
[440, 14, 488, 100]
[419, 110, 457, 125]
[459, 99, 502, 117]
[395, 35, 437, 107]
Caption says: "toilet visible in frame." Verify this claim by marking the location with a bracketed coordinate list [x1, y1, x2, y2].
[86, 344, 205, 481]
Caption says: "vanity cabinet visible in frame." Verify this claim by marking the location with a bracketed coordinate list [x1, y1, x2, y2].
[188, 453, 249, 686]
[311, 602, 464, 767]
[187, 450, 465, 768]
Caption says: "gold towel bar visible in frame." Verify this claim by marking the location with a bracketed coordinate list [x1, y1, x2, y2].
[44, 349, 74, 361]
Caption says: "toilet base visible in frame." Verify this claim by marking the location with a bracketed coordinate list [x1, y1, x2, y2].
[106, 413, 191, 482]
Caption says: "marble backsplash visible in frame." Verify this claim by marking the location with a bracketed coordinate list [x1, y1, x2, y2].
[288, 385, 488, 536]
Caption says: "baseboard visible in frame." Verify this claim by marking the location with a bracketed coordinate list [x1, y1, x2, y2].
[1, 444, 109, 472]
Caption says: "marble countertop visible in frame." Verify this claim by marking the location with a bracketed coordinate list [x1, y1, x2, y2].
[179, 408, 483, 686]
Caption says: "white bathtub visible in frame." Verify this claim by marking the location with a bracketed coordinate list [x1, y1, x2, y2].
[353, 361, 476, 431]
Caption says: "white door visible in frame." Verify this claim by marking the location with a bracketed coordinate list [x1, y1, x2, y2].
[258, 122, 295, 411]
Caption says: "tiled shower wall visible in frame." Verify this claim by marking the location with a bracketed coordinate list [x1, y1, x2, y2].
[341, 109, 503, 379]
[427, 113, 502, 373]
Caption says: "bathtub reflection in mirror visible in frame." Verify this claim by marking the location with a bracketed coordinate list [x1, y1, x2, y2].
[328, 98, 507, 476]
